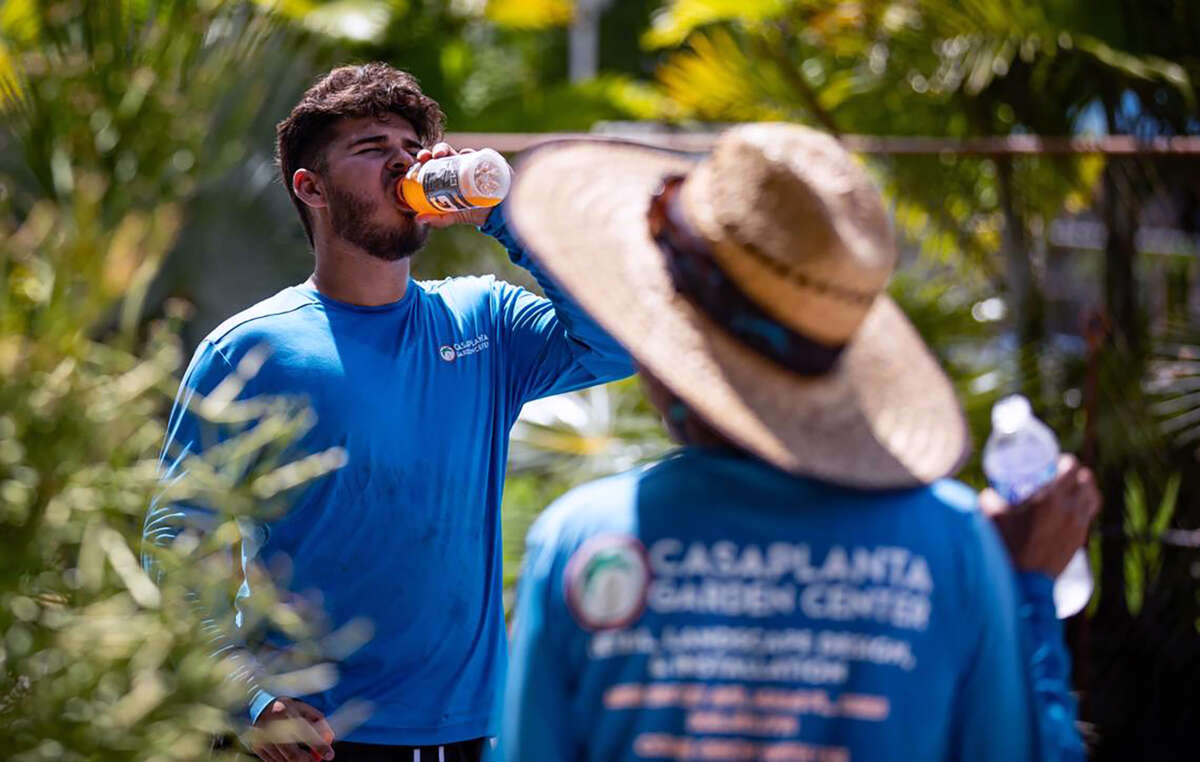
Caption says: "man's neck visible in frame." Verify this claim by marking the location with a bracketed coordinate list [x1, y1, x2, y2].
[309, 238, 411, 306]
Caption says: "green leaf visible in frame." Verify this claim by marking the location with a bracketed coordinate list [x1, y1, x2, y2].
[440, 39, 472, 84]
[1122, 469, 1147, 615]
[0, 0, 39, 44]
[656, 27, 792, 121]
[1076, 34, 1194, 103]
[815, 69, 861, 111]
[1142, 471, 1181, 581]
[598, 75, 683, 121]
[249, 0, 320, 21]
[0, 40, 21, 111]
[642, 0, 789, 49]
[1123, 470, 1147, 536]
[1086, 531, 1101, 618]
[1151, 473, 1181, 537]
[1124, 543, 1144, 616]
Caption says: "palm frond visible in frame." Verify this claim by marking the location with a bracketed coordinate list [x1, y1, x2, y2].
[1147, 325, 1200, 448]
[509, 381, 671, 481]
[656, 27, 797, 121]
[1074, 35, 1194, 109]
[642, 0, 791, 49]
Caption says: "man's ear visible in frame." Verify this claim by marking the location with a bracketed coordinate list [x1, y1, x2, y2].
[292, 168, 327, 209]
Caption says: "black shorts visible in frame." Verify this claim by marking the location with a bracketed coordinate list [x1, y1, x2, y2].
[330, 738, 487, 762]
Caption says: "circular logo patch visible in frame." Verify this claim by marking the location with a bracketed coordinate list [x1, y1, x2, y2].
[564, 534, 650, 631]
[439, 345, 457, 362]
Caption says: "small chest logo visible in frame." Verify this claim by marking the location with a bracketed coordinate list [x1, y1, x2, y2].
[438, 333, 489, 363]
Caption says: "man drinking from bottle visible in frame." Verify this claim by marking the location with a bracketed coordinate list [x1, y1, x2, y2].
[142, 62, 633, 762]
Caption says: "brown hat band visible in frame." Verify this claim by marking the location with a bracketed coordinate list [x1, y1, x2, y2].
[649, 176, 846, 376]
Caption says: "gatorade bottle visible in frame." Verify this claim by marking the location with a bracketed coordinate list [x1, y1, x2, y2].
[983, 394, 1094, 618]
[399, 148, 512, 216]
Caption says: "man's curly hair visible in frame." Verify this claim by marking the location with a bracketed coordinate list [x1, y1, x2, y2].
[276, 63, 446, 245]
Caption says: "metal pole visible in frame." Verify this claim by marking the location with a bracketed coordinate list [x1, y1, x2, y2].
[447, 131, 1200, 156]
[568, 0, 614, 82]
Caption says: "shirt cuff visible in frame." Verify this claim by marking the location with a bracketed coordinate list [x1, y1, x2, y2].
[248, 688, 278, 725]
[1015, 570, 1058, 622]
[1016, 571, 1055, 601]
[480, 202, 506, 237]
[479, 201, 529, 266]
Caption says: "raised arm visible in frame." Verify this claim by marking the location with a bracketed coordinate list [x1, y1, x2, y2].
[482, 202, 635, 404]
[411, 141, 635, 406]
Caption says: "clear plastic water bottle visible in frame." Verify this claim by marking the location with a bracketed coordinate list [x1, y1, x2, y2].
[983, 394, 1094, 618]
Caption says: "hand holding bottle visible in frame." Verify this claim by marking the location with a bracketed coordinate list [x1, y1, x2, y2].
[980, 454, 1100, 578]
[400, 143, 512, 228]
[982, 395, 1101, 617]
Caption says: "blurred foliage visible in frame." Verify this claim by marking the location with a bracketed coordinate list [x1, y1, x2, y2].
[502, 378, 672, 600]
[0, 1, 353, 758]
[1148, 322, 1200, 451]
[0, 0, 291, 217]
[635, 0, 1199, 495]
[886, 267, 1004, 487]
[486, 0, 573, 30]
[2, 0, 1198, 756]
[638, 0, 1187, 304]
[0, 176, 347, 761]
[1119, 472, 1180, 616]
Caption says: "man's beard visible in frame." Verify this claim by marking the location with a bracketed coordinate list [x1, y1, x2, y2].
[327, 181, 428, 261]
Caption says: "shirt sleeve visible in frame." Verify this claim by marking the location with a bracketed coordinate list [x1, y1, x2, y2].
[503, 526, 579, 762]
[948, 511, 1040, 762]
[140, 341, 277, 723]
[143, 341, 234, 578]
[1015, 572, 1087, 762]
[481, 202, 635, 405]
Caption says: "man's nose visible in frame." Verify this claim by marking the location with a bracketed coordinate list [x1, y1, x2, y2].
[387, 151, 411, 172]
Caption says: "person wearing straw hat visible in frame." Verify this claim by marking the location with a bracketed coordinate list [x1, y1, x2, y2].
[500, 124, 1096, 761]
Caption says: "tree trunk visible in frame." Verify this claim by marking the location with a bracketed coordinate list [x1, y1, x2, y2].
[1101, 158, 1143, 353]
[995, 155, 1044, 399]
[1093, 155, 1144, 626]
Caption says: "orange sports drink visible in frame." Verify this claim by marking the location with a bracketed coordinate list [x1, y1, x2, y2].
[398, 148, 512, 215]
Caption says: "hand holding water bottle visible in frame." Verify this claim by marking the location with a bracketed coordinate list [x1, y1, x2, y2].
[981, 454, 1099, 575]
[981, 395, 1102, 618]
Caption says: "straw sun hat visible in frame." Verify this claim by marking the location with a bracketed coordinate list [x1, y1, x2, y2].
[506, 123, 969, 489]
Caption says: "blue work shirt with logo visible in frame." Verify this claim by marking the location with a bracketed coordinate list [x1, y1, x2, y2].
[142, 205, 634, 745]
[504, 447, 1084, 762]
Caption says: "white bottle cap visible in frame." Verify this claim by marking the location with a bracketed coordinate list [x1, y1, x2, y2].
[991, 394, 1032, 434]
[462, 149, 512, 203]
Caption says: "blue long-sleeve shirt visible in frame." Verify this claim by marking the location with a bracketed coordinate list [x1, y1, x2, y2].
[1015, 573, 1086, 762]
[142, 204, 634, 745]
[504, 447, 1084, 761]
